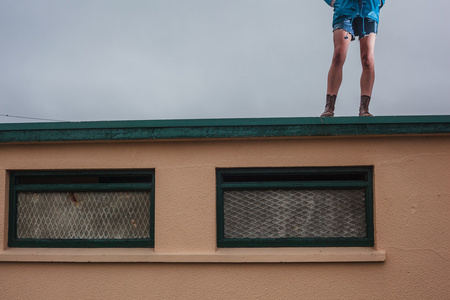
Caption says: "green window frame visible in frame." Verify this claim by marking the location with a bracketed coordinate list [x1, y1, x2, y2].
[8, 170, 155, 248]
[217, 167, 374, 248]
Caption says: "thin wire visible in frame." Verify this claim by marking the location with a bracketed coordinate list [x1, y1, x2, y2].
[0, 113, 67, 122]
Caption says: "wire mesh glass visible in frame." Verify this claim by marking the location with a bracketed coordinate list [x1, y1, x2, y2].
[223, 189, 366, 239]
[17, 191, 151, 239]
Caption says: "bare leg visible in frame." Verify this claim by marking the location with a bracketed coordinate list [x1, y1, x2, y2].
[322, 29, 352, 117]
[359, 33, 376, 116]
[359, 33, 376, 96]
[327, 29, 352, 95]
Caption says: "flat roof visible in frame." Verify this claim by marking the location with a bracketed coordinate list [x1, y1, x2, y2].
[0, 115, 449, 143]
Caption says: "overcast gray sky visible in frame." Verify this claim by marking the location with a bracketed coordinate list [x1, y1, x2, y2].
[1, 0, 449, 123]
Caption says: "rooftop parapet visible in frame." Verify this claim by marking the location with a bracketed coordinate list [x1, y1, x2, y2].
[0, 115, 449, 143]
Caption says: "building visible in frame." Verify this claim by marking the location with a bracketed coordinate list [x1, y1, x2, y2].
[0, 116, 449, 299]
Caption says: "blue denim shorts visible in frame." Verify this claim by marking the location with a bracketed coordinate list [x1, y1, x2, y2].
[333, 17, 378, 41]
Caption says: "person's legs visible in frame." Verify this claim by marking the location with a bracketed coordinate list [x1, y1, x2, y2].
[359, 33, 376, 97]
[359, 33, 376, 116]
[322, 28, 352, 117]
[327, 29, 352, 96]
[352, 16, 378, 116]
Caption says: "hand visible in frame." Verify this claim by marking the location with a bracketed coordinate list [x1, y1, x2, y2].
[331, 0, 336, 6]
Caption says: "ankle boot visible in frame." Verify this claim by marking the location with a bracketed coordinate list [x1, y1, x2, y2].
[321, 94, 337, 117]
[359, 95, 373, 117]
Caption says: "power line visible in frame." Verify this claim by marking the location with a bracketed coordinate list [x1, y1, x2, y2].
[0, 113, 67, 122]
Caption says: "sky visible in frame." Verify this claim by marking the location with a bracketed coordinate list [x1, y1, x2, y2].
[1, 0, 449, 123]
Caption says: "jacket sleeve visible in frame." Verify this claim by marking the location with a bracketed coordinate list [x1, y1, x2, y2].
[380, 0, 385, 8]
[324, 0, 333, 7]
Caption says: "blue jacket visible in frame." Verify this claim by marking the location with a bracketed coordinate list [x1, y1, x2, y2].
[324, 0, 385, 24]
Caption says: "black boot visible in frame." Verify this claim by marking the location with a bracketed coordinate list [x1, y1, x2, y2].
[359, 95, 373, 117]
[321, 94, 337, 117]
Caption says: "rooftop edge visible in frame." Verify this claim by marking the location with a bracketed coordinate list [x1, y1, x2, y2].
[0, 115, 449, 143]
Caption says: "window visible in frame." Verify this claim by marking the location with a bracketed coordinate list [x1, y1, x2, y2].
[217, 167, 374, 247]
[8, 170, 154, 248]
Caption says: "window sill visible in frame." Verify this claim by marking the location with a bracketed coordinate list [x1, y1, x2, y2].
[0, 247, 385, 263]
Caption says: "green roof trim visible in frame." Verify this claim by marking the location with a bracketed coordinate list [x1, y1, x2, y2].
[0, 115, 449, 143]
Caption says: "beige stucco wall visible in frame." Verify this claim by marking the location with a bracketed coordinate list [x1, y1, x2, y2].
[0, 134, 449, 299]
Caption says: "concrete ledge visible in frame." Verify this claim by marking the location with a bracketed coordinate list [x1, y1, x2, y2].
[0, 115, 449, 143]
[0, 247, 386, 263]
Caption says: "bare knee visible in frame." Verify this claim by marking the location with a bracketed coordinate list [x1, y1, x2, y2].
[332, 49, 347, 67]
[361, 54, 375, 70]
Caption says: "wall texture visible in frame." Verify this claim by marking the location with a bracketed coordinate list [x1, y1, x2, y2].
[0, 117, 449, 299]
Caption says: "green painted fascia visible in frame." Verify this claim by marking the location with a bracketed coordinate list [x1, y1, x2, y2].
[0, 115, 449, 143]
